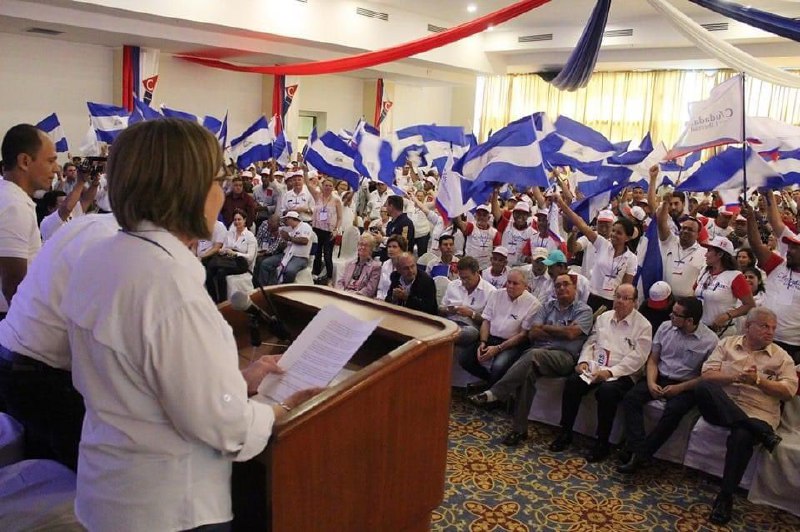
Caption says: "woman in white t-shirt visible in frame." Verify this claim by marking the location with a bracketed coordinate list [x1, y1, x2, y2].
[694, 236, 755, 337]
[205, 208, 257, 303]
[556, 195, 638, 312]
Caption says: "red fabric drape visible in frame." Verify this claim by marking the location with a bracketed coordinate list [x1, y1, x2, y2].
[176, 0, 550, 76]
[122, 45, 134, 111]
[373, 78, 384, 127]
[271, 75, 285, 134]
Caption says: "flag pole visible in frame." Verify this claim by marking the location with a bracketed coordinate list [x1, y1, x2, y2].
[741, 72, 748, 195]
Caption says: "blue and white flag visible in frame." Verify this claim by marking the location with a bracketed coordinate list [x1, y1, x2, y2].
[161, 105, 198, 122]
[393, 124, 469, 173]
[572, 162, 633, 197]
[434, 154, 474, 220]
[659, 149, 702, 185]
[305, 131, 361, 188]
[634, 216, 663, 299]
[676, 146, 784, 192]
[36, 113, 68, 153]
[354, 130, 395, 185]
[455, 113, 550, 205]
[202, 113, 228, 147]
[229, 116, 275, 169]
[272, 131, 293, 169]
[607, 133, 654, 165]
[303, 127, 318, 158]
[767, 149, 800, 186]
[570, 180, 627, 223]
[541, 115, 617, 168]
[87, 102, 129, 143]
[128, 96, 162, 124]
[667, 75, 744, 159]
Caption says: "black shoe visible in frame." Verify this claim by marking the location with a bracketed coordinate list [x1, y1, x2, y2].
[616, 449, 632, 465]
[501, 431, 528, 446]
[465, 381, 489, 395]
[762, 430, 782, 453]
[549, 431, 572, 452]
[709, 492, 733, 525]
[617, 453, 646, 474]
[586, 442, 611, 463]
[468, 392, 494, 406]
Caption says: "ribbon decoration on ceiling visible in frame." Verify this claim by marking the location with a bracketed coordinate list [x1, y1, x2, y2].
[646, 0, 800, 88]
[176, 0, 551, 76]
[550, 0, 612, 91]
[689, 0, 800, 43]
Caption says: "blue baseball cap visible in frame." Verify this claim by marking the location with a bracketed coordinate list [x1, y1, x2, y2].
[542, 249, 567, 266]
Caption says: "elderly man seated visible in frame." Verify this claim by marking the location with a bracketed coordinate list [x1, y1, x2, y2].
[695, 307, 798, 525]
[549, 283, 652, 463]
[256, 211, 313, 286]
[618, 296, 718, 473]
[459, 269, 542, 386]
[385, 252, 437, 315]
[469, 273, 594, 446]
[335, 234, 382, 297]
[440, 256, 496, 370]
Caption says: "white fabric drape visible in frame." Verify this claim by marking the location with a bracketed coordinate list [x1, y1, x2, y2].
[647, 0, 800, 89]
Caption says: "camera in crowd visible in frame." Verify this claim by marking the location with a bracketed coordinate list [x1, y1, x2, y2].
[79, 156, 107, 179]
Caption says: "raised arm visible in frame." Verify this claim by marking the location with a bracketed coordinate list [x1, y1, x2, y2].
[554, 194, 597, 244]
[741, 202, 773, 267]
[764, 189, 787, 237]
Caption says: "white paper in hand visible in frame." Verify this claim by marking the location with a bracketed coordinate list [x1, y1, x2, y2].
[257, 305, 381, 403]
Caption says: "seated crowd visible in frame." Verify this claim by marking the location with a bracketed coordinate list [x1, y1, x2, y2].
[4, 129, 800, 527]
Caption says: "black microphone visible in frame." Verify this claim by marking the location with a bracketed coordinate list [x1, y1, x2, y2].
[230, 291, 290, 341]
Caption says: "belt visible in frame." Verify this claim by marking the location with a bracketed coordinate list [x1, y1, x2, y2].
[0, 345, 50, 372]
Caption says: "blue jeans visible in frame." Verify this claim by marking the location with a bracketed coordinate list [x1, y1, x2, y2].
[257, 253, 308, 286]
[458, 334, 522, 385]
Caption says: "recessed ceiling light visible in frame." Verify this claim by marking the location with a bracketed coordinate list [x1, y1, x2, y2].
[467, 4, 477, 13]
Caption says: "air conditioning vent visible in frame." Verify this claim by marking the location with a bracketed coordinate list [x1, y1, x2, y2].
[603, 28, 633, 38]
[428, 24, 447, 33]
[518, 33, 553, 43]
[356, 7, 389, 21]
[701, 22, 729, 32]
[26, 27, 64, 36]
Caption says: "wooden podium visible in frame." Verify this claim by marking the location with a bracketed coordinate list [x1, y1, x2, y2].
[219, 285, 459, 532]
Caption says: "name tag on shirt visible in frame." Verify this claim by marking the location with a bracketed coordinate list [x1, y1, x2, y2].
[318, 210, 329, 222]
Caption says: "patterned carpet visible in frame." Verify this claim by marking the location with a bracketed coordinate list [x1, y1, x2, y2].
[433, 395, 800, 531]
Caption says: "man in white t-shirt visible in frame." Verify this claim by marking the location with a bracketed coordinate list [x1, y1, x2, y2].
[656, 195, 706, 298]
[257, 211, 313, 285]
[196, 220, 227, 264]
[0, 124, 58, 317]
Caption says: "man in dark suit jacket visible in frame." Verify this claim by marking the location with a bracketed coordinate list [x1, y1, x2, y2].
[386, 253, 437, 315]
[383, 195, 415, 260]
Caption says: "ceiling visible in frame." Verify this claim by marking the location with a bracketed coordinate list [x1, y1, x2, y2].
[2, 0, 800, 85]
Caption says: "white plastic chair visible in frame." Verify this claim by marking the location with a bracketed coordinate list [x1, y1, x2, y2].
[416, 251, 438, 268]
[331, 226, 361, 286]
[433, 275, 451, 305]
[294, 231, 318, 285]
[225, 273, 254, 301]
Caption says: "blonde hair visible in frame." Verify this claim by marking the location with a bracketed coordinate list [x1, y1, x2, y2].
[107, 119, 222, 240]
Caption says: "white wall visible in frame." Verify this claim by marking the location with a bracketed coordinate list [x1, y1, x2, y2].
[284, 75, 365, 142]
[150, 54, 263, 143]
[390, 85, 453, 129]
[0, 32, 113, 155]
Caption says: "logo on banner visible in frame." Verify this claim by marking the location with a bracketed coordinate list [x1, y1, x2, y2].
[142, 75, 159, 105]
[283, 84, 298, 115]
[377, 100, 393, 127]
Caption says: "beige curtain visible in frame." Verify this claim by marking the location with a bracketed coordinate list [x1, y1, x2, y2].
[478, 70, 800, 148]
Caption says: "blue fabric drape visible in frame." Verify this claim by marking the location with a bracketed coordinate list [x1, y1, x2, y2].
[550, 0, 612, 91]
[689, 0, 800, 43]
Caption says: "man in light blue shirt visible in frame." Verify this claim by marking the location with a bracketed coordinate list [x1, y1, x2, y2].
[619, 296, 718, 473]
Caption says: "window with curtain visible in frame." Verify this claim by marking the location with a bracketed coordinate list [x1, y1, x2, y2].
[477, 69, 800, 147]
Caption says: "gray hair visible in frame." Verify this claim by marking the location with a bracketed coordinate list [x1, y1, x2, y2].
[745, 306, 777, 324]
